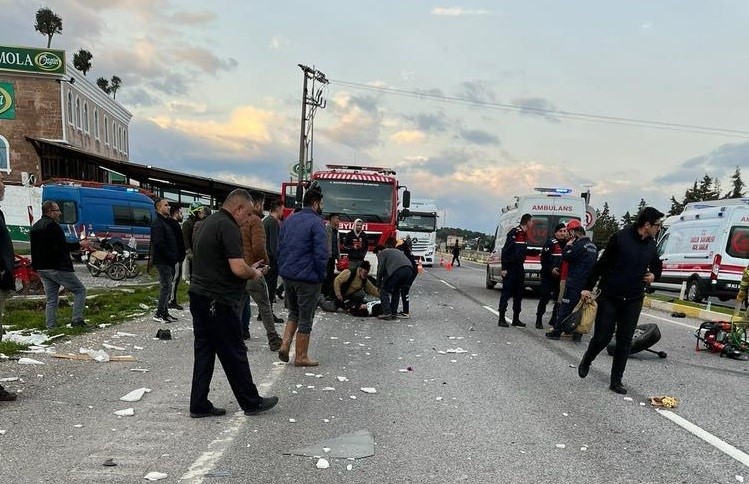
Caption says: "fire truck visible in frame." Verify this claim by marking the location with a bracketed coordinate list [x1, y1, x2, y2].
[280, 165, 410, 261]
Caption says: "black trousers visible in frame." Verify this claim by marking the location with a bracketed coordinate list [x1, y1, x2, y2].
[582, 294, 644, 384]
[264, 259, 279, 303]
[498, 268, 524, 315]
[535, 276, 560, 320]
[322, 257, 336, 297]
[189, 292, 262, 414]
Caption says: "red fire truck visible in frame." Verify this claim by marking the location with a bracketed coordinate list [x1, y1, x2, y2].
[280, 165, 410, 256]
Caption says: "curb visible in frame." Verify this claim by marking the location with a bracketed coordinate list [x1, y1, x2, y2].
[644, 297, 733, 322]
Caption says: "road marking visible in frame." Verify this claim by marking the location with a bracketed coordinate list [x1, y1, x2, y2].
[483, 305, 499, 316]
[439, 279, 457, 289]
[180, 362, 286, 482]
[657, 409, 749, 467]
[640, 310, 699, 330]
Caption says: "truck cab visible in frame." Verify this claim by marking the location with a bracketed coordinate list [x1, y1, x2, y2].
[397, 199, 437, 266]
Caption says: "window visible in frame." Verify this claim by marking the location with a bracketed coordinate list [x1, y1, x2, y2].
[112, 123, 117, 149]
[118, 127, 123, 152]
[104, 117, 109, 144]
[123, 131, 128, 154]
[83, 102, 89, 133]
[66, 92, 73, 124]
[657, 233, 670, 257]
[75, 96, 81, 128]
[726, 226, 749, 259]
[113, 205, 130, 225]
[58, 201, 77, 224]
[132, 207, 152, 226]
[93, 109, 99, 139]
[525, 216, 581, 247]
[112, 206, 153, 227]
[0, 135, 9, 172]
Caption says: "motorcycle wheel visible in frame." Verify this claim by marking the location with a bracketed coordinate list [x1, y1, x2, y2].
[87, 264, 101, 277]
[107, 263, 127, 281]
[126, 264, 141, 278]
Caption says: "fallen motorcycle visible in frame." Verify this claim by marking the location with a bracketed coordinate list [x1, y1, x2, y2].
[81, 236, 127, 280]
[13, 253, 43, 295]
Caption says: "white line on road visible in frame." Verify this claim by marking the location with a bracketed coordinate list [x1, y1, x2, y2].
[180, 362, 286, 482]
[657, 409, 749, 468]
[640, 310, 699, 330]
[483, 305, 499, 316]
[439, 279, 457, 289]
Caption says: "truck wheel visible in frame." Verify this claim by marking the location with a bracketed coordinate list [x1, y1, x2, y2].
[606, 323, 661, 356]
[686, 279, 703, 303]
[485, 269, 496, 289]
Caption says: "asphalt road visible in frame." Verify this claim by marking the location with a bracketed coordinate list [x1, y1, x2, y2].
[0, 260, 747, 483]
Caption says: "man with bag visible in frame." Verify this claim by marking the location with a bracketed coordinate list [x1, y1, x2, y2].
[546, 219, 597, 341]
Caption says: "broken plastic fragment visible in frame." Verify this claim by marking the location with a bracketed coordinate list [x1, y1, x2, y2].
[289, 418, 296, 423]
[316, 458, 330, 469]
[120, 387, 151, 402]
[18, 357, 44, 365]
[350, 395, 357, 399]
[143, 471, 168, 481]
[555, 444, 566, 449]
[0, 430, 6, 435]
[436, 397, 443, 401]
[133, 346, 144, 350]
[305, 372, 315, 377]
[322, 387, 335, 391]
[347, 463, 353, 471]
[736, 476, 744, 483]
[360, 387, 376, 394]
[130, 368, 149, 373]
[580, 446, 588, 451]
[336, 376, 349, 382]
[114, 408, 135, 416]
[323, 447, 331, 453]
[73, 424, 83, 428]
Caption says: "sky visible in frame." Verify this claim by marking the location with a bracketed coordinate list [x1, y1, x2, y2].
[2, 0, 748, 233]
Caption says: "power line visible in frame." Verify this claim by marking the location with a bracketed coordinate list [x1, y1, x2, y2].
[330, 79, 749, 139]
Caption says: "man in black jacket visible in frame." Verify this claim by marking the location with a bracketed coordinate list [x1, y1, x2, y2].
[535, 223, 567, 329]
[167, 205, 187, 310]
[577, 207, 664, 395]
[498, 213, 536, 327]
[0, 173, 17, 401]
[30, 200, 90, 329]
[343, 218, 368, 270]
[151, 197, 180, 323]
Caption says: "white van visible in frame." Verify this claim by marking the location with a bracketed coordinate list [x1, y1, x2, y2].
[485, 188, 595, 290]
[655, 198, 749, 302]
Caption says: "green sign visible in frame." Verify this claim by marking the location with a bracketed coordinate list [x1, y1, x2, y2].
[0, 82, 15, 119]
[0, 45, 65, 76]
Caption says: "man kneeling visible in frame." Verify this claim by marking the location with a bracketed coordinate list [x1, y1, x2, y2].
[330, 260, 380, 313]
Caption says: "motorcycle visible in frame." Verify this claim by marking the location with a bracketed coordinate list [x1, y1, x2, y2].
[13, 253, 43, 295]
[81, 236, 127, 280]
[118, 247, 141, 278]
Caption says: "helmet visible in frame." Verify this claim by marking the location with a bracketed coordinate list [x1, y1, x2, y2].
[189, 202, 204, 214]
[566, 219, 583, 231]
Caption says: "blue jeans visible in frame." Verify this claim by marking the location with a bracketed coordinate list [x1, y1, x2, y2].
[38, 269, 87, 328]
[155, 264, 175, 316]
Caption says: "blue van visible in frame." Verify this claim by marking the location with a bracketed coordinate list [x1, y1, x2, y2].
[42, 183, 156, 255]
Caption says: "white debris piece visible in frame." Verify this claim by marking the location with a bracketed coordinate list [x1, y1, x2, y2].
[736, 475, 743, 483]
[17, 357, 44, 365]
[350, 396, 357, 400]
[316, 458, 330, 469]
[330, 337, 339, 340]
[581, 446, 588, 451]
[6, 332, 48, 346]
[79, 348, 110, 362]
[114, 408, 135, 416]
[120, 388, 152, 402]
[446, 348, 468, 354]
[289, 419, 296, 423]
[322, 387, 335, 391]
[323, 447, 331, 453]
[436, 397, 443, 401]
[360, 387, 377, 394]
[640, 402, 646, 406]
[296, 384, 303, 388]
[143, 471, 168, 481]
[130, 368, 149, 373]
[323, 419, 330, 423]
[138, 304, 150, 310]
[103, 343, 125, 351]
[0, 377, 19, 382]
[306, 386, 315, 389]
[336, 376, 349, 382]
[116, 332, 137, 337]
[133, 346, 144, 350]
[305, 372, 316, 377]
[315, 374, 323, 378]
[555, 444, 566, 449]
[347, 463, 353, 471]
[562, 413, 568, 417]
[623, 397, 633, 402]
[437, 351, 446, 355]
[0, 430, 6, 435]
[73, 424, 83, 428]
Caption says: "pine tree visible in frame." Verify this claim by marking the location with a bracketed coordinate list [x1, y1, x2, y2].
[592, 202, 619, 248]
[725, 166, 746, 198]
[620, 211, 632, 227]
[668, 196, 684, 216]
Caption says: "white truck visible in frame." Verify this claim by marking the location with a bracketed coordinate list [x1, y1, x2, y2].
[397, 199, 438, 266]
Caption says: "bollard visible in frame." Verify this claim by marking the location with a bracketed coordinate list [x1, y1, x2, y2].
[679, 281, 686, 300]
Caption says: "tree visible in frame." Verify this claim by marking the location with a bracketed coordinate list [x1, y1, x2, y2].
[725, 166, 746, 198]
[109, 76, 122, 99]
[636, 198, 648, 217]
[668, 196, 684, 216]
[73, 49, 92, 76]
[96, 77, 111, 94]
[34, 7, 63, 48]
[620, 211, 632, 227]
[592, 202, 619, 249]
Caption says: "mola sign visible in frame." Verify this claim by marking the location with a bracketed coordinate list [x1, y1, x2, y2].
[0, 45, 66, 76]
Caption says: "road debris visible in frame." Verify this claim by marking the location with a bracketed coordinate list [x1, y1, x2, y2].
[360, 387, 376, 394]
[649, 396, 679, 408]
[17, 358, 44, 365]
[120, 387, 151, 402]
[316, 458, 330, 469]
[114, 408, 135, 416]
[143, 471, 168, 481]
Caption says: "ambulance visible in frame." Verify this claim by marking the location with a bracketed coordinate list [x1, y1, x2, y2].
[485, 188, 595, 290]
[655, 198, 749, 302]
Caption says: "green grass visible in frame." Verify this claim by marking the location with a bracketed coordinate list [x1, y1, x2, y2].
[0, 281, 190, 357]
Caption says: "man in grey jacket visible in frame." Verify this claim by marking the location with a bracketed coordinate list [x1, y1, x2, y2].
[373, 245, 414, 320]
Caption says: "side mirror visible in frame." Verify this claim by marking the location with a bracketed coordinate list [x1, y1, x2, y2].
[402, 190, 410, 209]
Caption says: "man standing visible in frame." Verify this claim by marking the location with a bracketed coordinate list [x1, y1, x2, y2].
[167, 205, 187, 310]
[374, 244, 414, 320]
[263, 200, 283, 305]
[0, 173, 17, 401]
[151, 197, 180, 323]
[577, 207, 664, 395]
[322, 213, 340, 298]
[240, 191, 283, 348]
[546, 220, 597, 341]
[277, 188, 328, 367]
[498, 213, 535, 327]
[189, 189, 277, 418]
[535, 223, 567, 329]
[181, 202, 206, 281]
[30, 200, 89, 329]
[343, 218, 367, 270]
[451, 241, 461, 267]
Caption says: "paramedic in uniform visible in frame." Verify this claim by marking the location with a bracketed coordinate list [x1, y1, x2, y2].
[498, 213, 537, 327]
[535, 223, 567, 329]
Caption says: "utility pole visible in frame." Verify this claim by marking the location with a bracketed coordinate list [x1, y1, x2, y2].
[295, 64, 328, 207]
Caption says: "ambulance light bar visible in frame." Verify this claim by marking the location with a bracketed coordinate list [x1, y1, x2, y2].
[534, 187, 572, 194]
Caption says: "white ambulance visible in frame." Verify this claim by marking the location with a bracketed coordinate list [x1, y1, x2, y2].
[655, 198, 749, 302]
[485, 188, 595, 290]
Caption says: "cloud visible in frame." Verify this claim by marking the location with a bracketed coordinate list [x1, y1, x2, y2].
[655, 141, 749, 185]
[431, 7, 493, 16]
[171, 47, 238, 75]
[269, 35, 289, 50]
[405, 112, 449, 133]
[170, 10, 216, 25]
[391, 130, 426, 145]
[459, 128, 500, 145]
[511, 97, 560, 122]
[455, 81, 497, 104]
[319, 92, 383, 148]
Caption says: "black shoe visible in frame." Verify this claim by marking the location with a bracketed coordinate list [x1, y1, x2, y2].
[498, 314, 509, 327]
[511, 319, 526, 328]
[268, 336, 282, 352]
[190, 406, 227, 418]
[168, 302, 184, 310]
[273, 315, 285, 325]
[545, 332, 561, 340]
[242, 331, 251, 340]
[609, 382, 627, 394]
[571, 334, 582, 343]
[578, 360, 590, 378]
[245, 396, 279, 416]
[535, 322, 543, 329]
[71, 319, 87, 327]
[0, 389, 18, 401]
[164, 313, 178, 322]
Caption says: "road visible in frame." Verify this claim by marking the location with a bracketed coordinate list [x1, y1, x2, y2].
[0, 259, 747, 483]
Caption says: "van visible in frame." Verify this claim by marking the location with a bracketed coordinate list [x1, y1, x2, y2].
[485, 188, 595, 290]
[655, 198, 749, 302]
[42, 182, 156, 255]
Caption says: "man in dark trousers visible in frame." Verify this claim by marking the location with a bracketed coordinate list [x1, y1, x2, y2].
[451, 241, 461, 267]
[181, 201, 206, 281]
[535, 223, 567, 329]
[31, 200, 90, 329]
[374, 244, 414, 320]
[0, 173, 17, 401]
[277, 188, 328, 367]
[577, 207, 664, 395]
[343, 218, 368, 270]
[189, 189, 277, 418]
[322, 213, 340, 298]
[498, 213, 536, 327]
[546, 219, 597, 341]
[151, 197, 180, 323]
[167, 205, 187, 310]
[263, 200, 283, 305]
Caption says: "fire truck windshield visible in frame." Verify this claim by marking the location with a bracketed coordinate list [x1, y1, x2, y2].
[398, 214, 436, 232]
[315, 179, 394, 223]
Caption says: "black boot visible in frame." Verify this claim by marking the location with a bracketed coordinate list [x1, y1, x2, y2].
[511, 314, 526, 327]
[535, 315, 543, 329]
[578, 357, 591, 378]
[609, 381, 627, 394]
[498, 312, 509, 327]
